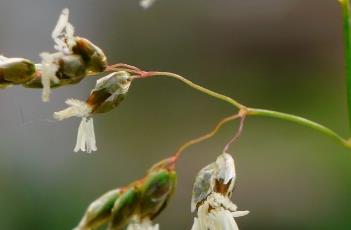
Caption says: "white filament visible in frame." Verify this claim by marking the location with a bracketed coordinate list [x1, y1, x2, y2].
[52, 8, 76, 53]
[74, 117, 97, 153]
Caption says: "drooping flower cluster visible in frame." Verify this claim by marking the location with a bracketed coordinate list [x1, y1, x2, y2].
[1, 7, 252, 230]
[74, 157, 177, 230]
[54, 71, 134, 153]
[191, 153, 249, 230]
[0, 8, 108, 103]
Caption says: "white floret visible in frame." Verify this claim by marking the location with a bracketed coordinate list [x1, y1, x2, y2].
[39, 8, 78, 102]
[127, 217, 159, 230]
[54, 99, 96, 153]
[0, 55, 9, 63]
[140, 0, 157, 9]
[52, 8, 76, 54]
[208, 208, 239, 230]
[207, 193, 238, 212]
[191, 153, 248, 230]
[191, 194, 249, 230]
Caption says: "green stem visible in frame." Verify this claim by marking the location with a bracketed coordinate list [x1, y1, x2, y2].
[340, 0, 351, 132]
[148, 71, 245, 109]
[247, 108, 350, 148]
[146, 71, 351, 149]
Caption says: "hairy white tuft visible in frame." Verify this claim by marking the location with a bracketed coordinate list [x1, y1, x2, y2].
[207, 193, 237, 212]
[52, 8, 76, 53]
[40, 52, 62, 102]
[54, 99, 92, 120]
[40, 8, 78, 102]
[191, 194, 249, 230]
[52, 8, 69, 39]
[208, 208, 239, 230]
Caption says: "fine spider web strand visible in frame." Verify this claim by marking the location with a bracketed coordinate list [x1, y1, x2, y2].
[172, 112, 242, 160]
[223, 115, 246, 153]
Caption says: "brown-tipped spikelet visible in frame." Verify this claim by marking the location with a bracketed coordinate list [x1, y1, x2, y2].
[23, 8, 108, 101]
[54, 71, 134, 153]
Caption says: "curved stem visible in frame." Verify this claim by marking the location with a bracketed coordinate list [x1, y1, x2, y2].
[223, 115, 246, 153]
[247, 108, 350, 147]
[146, 71, 245, 109]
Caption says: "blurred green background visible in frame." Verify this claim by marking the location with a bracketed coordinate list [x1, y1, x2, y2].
[0, 0, 350, 229]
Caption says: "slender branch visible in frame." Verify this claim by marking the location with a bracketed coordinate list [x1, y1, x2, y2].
[173, 112, 243, 160]
[146, 71, 245, 109]
[247, 108, 350, 148]
[223, 115, 246, 153]
[107, 63, 141, 71]
[339, 0, 351, 132]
